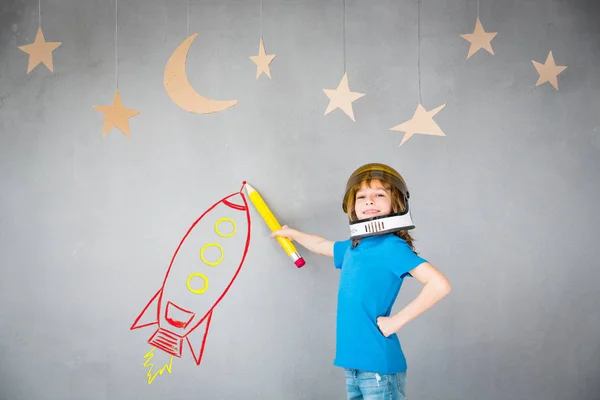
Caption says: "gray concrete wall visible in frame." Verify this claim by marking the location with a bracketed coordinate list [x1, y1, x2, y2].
[1, 0, 599, 399]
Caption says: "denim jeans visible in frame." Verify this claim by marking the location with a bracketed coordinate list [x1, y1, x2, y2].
[344, 369, 406, 400]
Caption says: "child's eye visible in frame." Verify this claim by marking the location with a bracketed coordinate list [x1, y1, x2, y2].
[357, 195, 365, 199]
[377, 193, 385, 197]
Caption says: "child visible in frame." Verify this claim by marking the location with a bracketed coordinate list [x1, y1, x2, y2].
[271, 163, 451, 400]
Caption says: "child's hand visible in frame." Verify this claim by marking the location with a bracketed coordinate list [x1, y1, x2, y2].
[270, 225, 300, 241]
[376, 316, 400, 337]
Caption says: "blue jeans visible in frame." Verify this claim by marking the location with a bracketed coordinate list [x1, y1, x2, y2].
[344, 369, 406, 400]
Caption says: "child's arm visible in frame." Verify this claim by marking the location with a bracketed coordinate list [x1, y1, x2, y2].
[271, 225, 334, 257]
[377, 262, 451, 337]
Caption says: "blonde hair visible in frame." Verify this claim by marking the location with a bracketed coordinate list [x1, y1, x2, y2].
[346, 178, 417, 253]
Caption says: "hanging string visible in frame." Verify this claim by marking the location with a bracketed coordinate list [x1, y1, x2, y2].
[548, 0, 552, 25]
[343, 0, 346, 72]
[115, 0, 119, 89]
[187, 0, 190, 36]
[477, 0, 480, 18]
[417, 0, 422, 104]
[260, 0, 263, 40]
[38, 0, 41, 27]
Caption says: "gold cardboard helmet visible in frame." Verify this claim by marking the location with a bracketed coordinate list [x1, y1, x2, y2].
[342, 163, 410, 213]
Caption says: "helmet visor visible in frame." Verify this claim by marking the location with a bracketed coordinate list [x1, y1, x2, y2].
[342, 164, 409, 213]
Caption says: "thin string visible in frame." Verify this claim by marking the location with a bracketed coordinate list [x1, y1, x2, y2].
[548, 0, 552, 25]
[115, 0, 119, 90]
[38, 0, 41, 27]
[260, 0, 263, 40]
[417, 0, 422, 104]
[187, 0, 190, 36]
[477, 0, 480, 18]
[343, 0, 346, 72]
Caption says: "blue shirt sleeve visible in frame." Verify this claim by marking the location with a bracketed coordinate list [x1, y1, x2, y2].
[333, 240, 352, 269]
[392, 239, 427, 279]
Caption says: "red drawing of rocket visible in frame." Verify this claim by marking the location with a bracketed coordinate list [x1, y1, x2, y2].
[131, 186, 251, 365]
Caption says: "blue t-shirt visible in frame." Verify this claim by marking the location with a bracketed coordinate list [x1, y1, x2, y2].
[333, 234, 427, 374]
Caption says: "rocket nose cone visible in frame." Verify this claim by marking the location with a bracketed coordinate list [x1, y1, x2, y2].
[223, 193, 247, 210]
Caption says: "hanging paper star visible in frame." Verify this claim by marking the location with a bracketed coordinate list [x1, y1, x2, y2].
[389, 103, 447, 146]
[250, 39, 276, 79]
[460, 17, 497, 59]
[18, 27, 62, 73]
[93, 90, 140, 137]
[532, 51, 567, 90]
[323, 72, 365, 122]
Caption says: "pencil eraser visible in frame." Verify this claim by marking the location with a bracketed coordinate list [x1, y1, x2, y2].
[295, 258, 306, 268]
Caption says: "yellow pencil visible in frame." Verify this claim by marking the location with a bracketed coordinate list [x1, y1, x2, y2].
[244, 183, 306, 268]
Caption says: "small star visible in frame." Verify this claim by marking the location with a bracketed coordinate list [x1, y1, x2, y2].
[18, 27, 62, 73]
[532, 51, 567, 90]
[460, 17, 497, 59]
[323, 72, 365, 122]
[93, 90, 140, 137]
[249, 39, 276, 79]
[389, 103, 447, 146]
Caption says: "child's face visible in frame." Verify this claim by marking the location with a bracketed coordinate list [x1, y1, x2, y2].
[353, 179, 393, 221]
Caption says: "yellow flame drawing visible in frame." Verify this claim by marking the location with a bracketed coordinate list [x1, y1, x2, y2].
[143, 347, 174, 384]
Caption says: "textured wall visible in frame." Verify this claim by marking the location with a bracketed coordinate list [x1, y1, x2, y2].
[1, 0, 599, 399]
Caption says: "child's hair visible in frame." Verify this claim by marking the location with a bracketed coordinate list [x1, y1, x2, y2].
[346, 178, 417, 253]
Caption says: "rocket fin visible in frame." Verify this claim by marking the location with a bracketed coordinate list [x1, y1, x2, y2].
[131, 288, 162, 330]
[186, 310, 214, 365]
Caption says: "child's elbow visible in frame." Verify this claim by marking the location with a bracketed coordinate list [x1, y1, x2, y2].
[438, 277, 452, 297]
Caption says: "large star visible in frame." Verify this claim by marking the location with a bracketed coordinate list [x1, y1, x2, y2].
[532, 51, 567, 90]
[389, 103, 447, 146]
[460, 17, 497, 59]
[249, 39, 276, 79]
[93, 90, 140, 137]
[18, 27, 62, 73]
[323, 72, 365, 122]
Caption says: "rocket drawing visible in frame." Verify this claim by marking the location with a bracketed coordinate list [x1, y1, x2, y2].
[131, 187, 251, 365]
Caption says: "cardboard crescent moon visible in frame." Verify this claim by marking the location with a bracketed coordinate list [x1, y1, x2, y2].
[164, 33, 238, 114]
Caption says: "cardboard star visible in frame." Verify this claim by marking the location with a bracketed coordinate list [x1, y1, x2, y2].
[389, 103, 447, 146]
[532, 51, 567, 90]
[93, 90, 140, 137]
[460, 17, 497, 59]
[249, 39, 276, 79]
[323, 72, 365, 122]
[18, 27, 62, 73]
